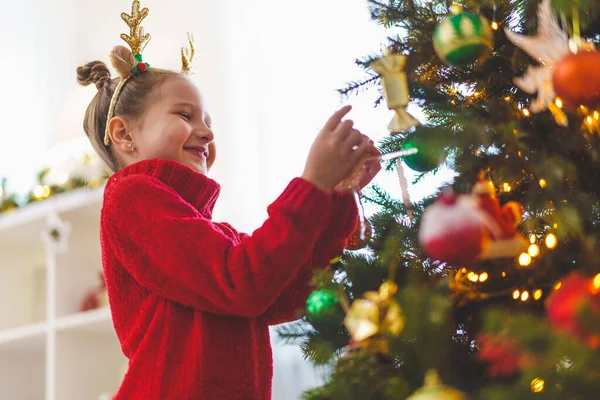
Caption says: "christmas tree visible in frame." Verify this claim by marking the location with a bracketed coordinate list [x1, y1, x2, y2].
[277, 0, 600, 398]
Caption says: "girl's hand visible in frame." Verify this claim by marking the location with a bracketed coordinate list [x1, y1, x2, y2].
[334, 141, 382, 193]
[301, 106, 372, 194]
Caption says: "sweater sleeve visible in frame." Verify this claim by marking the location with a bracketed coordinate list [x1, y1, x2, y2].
[264, 193, 358, 325]
[102, 175, 333, 317]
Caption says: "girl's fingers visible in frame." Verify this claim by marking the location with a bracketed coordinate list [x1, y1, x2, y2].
[344, 129, 364, 149]
[322, 105, 352, 132]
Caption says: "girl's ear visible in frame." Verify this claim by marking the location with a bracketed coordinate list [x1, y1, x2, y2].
[107, 116, 135, 154]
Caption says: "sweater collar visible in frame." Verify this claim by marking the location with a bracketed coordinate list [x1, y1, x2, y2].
[110, 159, 221, 219]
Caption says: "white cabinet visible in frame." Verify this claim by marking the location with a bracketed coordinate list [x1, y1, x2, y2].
[0, 187, 125, 400]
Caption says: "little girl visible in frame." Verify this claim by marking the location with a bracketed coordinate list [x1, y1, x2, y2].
[77, 2, 380, 399]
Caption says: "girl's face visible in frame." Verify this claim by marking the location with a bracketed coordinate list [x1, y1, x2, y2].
[126, 77, 215, 174]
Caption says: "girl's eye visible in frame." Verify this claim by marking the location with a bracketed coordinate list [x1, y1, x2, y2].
[178, 112, 191, 121]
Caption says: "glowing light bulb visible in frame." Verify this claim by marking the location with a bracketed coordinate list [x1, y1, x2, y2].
[42, 186, 51, 198]
[502, 272, 507, 278]
[529, 234, 536, 244]
[504, 96, 511, 102]
[531, 378, 545, 393]
[534, 289, 543, 300]
[521, 291, 530, 301]
[528, 244, 540, 258]
[539, 178, 547, 188]
[479, 272, 489, 282]
[468, 272, 479, 283]
[587, 116, 594, 125]
[555, 98, 563, 108]
[519, 253, 532, 267]
[491, 21, 499, 30]
[554, 282, 562, 290]
[522, 108, 530, 117]
[513, 290, 520, 300]
[33, 185, 44, 199]
[594, 111, 600, 120]
[502, 183, 512, 192]
[593, 274, 600, 294]
[545, 233, 557, 249]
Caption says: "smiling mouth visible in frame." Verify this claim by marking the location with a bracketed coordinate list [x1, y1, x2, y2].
[184, 147, 208, 159]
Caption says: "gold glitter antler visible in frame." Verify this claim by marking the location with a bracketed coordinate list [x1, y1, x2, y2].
[181, 33, 195, 74]
[120, 0, 151, 56]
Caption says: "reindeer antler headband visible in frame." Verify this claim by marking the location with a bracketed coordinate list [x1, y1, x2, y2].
[104, 0, 196, 146]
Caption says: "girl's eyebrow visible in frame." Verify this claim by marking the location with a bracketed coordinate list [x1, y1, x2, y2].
[172, 101, 198, 108]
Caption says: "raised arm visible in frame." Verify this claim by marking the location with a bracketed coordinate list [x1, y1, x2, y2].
[102, 174, 333, 317]
[264, 192, 357, 325]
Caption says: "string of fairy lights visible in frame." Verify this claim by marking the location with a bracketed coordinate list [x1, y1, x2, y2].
[0, 153, 107, 213]
[457, 231, 559, 303]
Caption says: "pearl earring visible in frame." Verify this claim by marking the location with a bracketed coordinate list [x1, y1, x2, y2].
[127, 143, 135, 153]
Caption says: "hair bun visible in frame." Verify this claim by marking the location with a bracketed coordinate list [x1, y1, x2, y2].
[77, 61, 111, 90]
[109, 46, 136, 78]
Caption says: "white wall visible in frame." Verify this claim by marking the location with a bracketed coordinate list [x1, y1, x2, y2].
[209, 0, 392, 229]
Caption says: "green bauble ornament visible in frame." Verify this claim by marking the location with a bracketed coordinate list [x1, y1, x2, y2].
[433, 10, 492, 66]
[306, 289, 343, 325]
[400, 130, 446, 172]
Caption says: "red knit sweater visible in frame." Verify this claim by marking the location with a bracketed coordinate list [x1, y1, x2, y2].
[100, 159, 357, 400]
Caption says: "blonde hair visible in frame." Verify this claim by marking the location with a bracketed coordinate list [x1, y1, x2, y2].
[77, 45, 181, 171]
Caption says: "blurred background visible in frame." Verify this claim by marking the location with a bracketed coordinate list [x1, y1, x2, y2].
[0, 0, 454, 398]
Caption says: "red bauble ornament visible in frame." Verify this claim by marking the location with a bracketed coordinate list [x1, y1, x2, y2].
[476, 333, 523, 378]
[419, 192, 490, 266]
[80, 271, 109, 312]
[552, 51, 600, 107]
[345, 218, 372, 251]
[545, 272, 600, 346]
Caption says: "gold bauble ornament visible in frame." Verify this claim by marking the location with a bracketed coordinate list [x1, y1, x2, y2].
[344, 280, 404, 341]
[408, 370, 469, 400]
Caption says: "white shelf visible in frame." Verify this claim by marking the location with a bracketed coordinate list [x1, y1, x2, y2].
[0, 185, 124, 400]
[0, 321, 47, 351]
[56, 307, 114, 334]
[0, 186, 104, 233]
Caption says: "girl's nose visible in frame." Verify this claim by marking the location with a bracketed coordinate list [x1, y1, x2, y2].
[197, 126, 214, 143]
